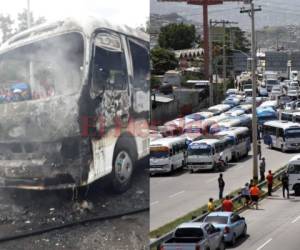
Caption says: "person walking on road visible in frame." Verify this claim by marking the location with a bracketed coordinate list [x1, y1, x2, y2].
[257, 141, 262, 160]
[250, 184, 260, 209]
[281, 171, 290, 199]
[259, 158, 266, 182]
[218, 174, 225, 199]
[266, 170, 273, 196]
[241, 183, 251, 206]
[222, 196, 233, 212]
[207, 198, 215, 212]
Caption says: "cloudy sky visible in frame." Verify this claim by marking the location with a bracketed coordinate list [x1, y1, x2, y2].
[0, 0, 149, 28]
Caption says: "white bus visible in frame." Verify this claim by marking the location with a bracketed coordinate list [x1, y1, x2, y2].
[0, 17, 149, 193]
[287, 155, 300, 196]
[263, 121, 300, 152]
[216, 127, 251, 161]
[208, 104, 231, 116]
[186, 137, 234, 173]
[150, 137, 187, 174]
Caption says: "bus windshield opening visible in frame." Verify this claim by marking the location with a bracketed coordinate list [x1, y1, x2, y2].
[0, 32, 84, 104]
[285, 129, 300, 138]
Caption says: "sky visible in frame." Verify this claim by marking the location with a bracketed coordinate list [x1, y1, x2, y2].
[0, 0, 149, 28]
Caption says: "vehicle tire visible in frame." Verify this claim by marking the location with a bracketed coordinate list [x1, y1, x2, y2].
[236, 153, 240, 161]
[217, 241, 225, 250]
[111, 140, 136, 194]
[190, 169, 194, 174]
[231, 233, 236, 246]
[213, 162, 218, 172]
[294, 185, 300, 196]
[242, 225, 247, 237]
[170, 165, 174, 173]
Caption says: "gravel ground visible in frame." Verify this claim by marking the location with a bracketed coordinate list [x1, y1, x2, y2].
[0, 158, 149, 250]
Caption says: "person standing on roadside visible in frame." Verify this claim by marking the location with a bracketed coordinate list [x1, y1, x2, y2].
[207, 198, 215, 212]
[250, 184, 260, 209]
[218, 173, 225, 199]
[222, 195, 233, 212]
[259, 158, 266, 182]
[281, 171, 290, 199]
[241, 183, 251, 206]
[266, 170, 273, 196]
[257, 140, 262, 160]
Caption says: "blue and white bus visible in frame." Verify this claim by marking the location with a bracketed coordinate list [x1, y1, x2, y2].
[216, 127, 251, 161]
[257, 106, 278, 126]
[263, 120, 300, 152]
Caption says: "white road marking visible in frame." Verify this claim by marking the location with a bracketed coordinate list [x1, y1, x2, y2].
[150, 201, 159, 206]
[256, 238, 272, 250]
[291, 216, 300, 224]
[205, 176, 218, 183]
[169, 190, 185, 198]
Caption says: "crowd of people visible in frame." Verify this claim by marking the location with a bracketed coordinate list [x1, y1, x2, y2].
[207, 148, 291, 213]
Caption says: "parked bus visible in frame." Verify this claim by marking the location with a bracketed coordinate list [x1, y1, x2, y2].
[208, 104, 231, 116]
[0, 17, 150, 193]
[209, 118, 241, 134]
[184, 116, 225, 135]
[186, 137, 234, 173]
[287, 155, 300, 196]
[216, 127, 251, 161]
[257, 106, 278, 126]
[263, 121, 300, 152]
[150, 137, 187, 174]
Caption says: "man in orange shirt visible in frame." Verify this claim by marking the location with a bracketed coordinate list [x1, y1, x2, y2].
[250, 184, 260, 210]
[266, 170, 273, 196]
[222, 196, 233, 212]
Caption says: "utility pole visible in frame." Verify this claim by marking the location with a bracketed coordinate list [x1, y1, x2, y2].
[240, 0, 262, 184]
[209, 19, 214, 106]
[222, 21, 226, 94]
[27, 0, 31, 28]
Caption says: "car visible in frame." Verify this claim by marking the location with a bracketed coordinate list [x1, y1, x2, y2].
[270, 85, 283, 99]
[204, 211, 247, 245]
[258, 87, 268, 97]
[285, 100, 300, 110]
[287, 86, 300, 99]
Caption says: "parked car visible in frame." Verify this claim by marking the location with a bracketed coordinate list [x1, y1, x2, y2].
[226, 88, 239, 96]
[287, 86, 300, 99]
[204, 212, 247, 245]
[258, 87, 268, 97]
[270, 85, 283, 99]
[161, 222, 225, 250]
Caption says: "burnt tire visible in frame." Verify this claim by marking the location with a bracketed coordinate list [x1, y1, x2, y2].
[111, 140, 136, 194]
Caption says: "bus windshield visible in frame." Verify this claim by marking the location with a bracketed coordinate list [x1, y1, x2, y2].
[188, 145, 211, 156]
[150, 149, 169, 158]
[285, 129, 300, 138]
[288, 164, 300, 174]
[0, 32, 84, 103]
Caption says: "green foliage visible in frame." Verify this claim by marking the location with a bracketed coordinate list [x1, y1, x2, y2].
[0, 14, 14, 43]
[150, 47, 178, 75]
[158, 23, 196, 50]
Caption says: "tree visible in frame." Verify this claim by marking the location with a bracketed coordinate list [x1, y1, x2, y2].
[150, 47, 178, 75]
[158, 23, 196, 50]
[0, 14, 14, 43]
[17, 9, 46, 33]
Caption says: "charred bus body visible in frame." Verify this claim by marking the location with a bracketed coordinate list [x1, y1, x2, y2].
[0, 17, 150, 193]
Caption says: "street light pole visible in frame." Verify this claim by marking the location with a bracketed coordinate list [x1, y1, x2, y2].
[27, 0, 31, 28]
[241, 0, 262, 184]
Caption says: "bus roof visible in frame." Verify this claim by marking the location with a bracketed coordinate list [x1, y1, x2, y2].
[0, 16, 148, 53]
[208, 104, 231, 111]
[191, 138, 220, 145]
[216, 127, 249, 136]
[264, 120, 300, 130]
[150, 137, 186, 147]
[289, 154, 300, 163]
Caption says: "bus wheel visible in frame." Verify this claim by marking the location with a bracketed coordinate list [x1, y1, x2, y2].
[281, 145, 286, 152]
[294, 185, 300, 196]
[111, 144, 134, 194]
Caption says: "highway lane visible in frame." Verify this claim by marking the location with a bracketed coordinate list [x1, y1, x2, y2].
[235, 189, 300, 250]
[150, 144, 298, 230]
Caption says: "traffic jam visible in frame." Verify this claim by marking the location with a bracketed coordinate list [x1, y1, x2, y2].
[150, 70, 300, 249]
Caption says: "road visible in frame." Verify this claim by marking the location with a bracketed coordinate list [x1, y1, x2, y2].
[233, 189, 300, 250]
[150, 144, 298, 230]
[0, 158, 149, 250]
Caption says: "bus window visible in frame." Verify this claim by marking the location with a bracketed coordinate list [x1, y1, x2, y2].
[91, 32, 127, 95]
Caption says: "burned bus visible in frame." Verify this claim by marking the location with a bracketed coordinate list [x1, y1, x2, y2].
[0, 17, 150, 193]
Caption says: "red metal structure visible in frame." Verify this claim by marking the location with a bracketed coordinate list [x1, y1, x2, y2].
[157, 0, 242, 79]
